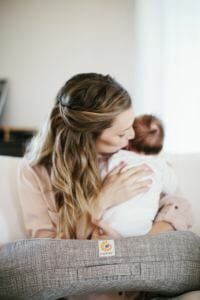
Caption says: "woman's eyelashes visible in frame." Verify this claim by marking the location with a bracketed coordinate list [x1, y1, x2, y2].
[118, 134, 126, 138]
[118, 127, 135, 139]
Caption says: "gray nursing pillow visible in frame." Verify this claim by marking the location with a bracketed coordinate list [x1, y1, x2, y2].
[0, 231, 199, 300]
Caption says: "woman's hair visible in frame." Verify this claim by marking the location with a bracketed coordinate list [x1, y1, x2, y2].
[26, 73, 132, 239]
[129, 114, 164, 154]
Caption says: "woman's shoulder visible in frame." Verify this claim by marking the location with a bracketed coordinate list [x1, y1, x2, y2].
[18, 157, 52, 193]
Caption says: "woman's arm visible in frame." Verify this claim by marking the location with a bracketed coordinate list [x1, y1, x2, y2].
[91, 194, 193, 239]
[148, 221, 175, 235]
[153, 194, 193, 231]
[17, 159, 57, 238]
[92, 194, 193, 239]
[154, 157, 193, 232]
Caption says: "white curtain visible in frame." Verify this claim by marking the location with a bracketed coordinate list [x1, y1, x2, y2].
[131, 0, 200, 153]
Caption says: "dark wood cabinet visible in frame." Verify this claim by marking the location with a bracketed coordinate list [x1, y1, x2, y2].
[0, 126, 37, 157]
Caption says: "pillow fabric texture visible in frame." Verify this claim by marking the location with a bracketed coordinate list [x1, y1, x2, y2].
[0, 231, 199, 300]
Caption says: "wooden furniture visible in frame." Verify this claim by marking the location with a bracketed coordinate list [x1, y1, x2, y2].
[0, 126, 37, 157]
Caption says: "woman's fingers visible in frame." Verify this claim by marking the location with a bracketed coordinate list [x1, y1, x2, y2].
[97, 163, 154, 214]
[127, 176, 153, 188]
[129, 185, 151, 198]
[120, 163, 153, 179]
[106, 163, 153, 185]
[111, 184, 151, 207]
[107, 179, 152, 207]
[129, 178, 152, 189]
[91, 226, 101, 240]
[107, 161, 126, 176]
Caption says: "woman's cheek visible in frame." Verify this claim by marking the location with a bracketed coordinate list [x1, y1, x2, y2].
[116, 138, 128, 148]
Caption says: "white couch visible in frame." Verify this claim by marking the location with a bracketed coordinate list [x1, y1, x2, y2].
[0, 153, 200, 245]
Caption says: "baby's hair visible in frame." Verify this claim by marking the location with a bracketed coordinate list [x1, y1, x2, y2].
[129, 114, 165, 155]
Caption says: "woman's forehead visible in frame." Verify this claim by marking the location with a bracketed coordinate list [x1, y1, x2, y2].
[112, 108, 135, 131]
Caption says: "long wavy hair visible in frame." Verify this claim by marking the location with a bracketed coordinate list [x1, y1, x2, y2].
[26, 73, 132, 239]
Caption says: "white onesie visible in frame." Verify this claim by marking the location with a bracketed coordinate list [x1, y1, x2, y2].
[100, 150, 178, 237]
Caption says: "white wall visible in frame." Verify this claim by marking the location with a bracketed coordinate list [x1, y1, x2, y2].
[131, 0, 164, 116]
[132, 0, 200, 153]
[162, 0, 200, 153]
[0, 0, 134, 128]
[1, 0, 200, 153]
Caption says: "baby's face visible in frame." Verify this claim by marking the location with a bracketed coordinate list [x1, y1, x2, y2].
[95, 107, 135, 154]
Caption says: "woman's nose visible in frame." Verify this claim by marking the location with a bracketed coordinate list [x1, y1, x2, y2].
[128, 127, 135, 139]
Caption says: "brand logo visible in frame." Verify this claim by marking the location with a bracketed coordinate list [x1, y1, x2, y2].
[98, 239, 115, 257]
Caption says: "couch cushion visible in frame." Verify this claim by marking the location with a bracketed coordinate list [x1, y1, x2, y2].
[0, 156, 27, 244]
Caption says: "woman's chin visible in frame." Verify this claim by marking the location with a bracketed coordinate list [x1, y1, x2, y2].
[101, 148, 122, 155]
[97, 144, 128, 155]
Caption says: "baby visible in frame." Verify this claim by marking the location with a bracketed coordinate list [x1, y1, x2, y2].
[101, 114, 178, 237]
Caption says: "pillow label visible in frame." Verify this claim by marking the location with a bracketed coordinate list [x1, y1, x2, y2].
[98, 239, 115, 257]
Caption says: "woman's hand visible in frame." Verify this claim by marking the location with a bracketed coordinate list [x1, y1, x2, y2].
[91, 162, 153, 220]
[91, 220, 122, 240]
[148, 221, 175, 235]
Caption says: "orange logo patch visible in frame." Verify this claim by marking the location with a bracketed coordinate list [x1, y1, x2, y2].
[98, 240, 115, 257]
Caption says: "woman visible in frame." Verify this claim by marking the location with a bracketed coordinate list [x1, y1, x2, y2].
[18, 73, 192, 299]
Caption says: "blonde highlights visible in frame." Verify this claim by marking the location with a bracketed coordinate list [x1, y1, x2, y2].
[26, 73, 131, 239]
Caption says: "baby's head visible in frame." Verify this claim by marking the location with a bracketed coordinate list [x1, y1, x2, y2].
[128, 114, 164, 155]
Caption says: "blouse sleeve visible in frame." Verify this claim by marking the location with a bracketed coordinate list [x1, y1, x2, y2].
[17, 159, 57, 239]
[154, 194, 193, 230]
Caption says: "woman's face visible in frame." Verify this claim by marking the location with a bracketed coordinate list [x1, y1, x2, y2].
[95, 107, 135, 154]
